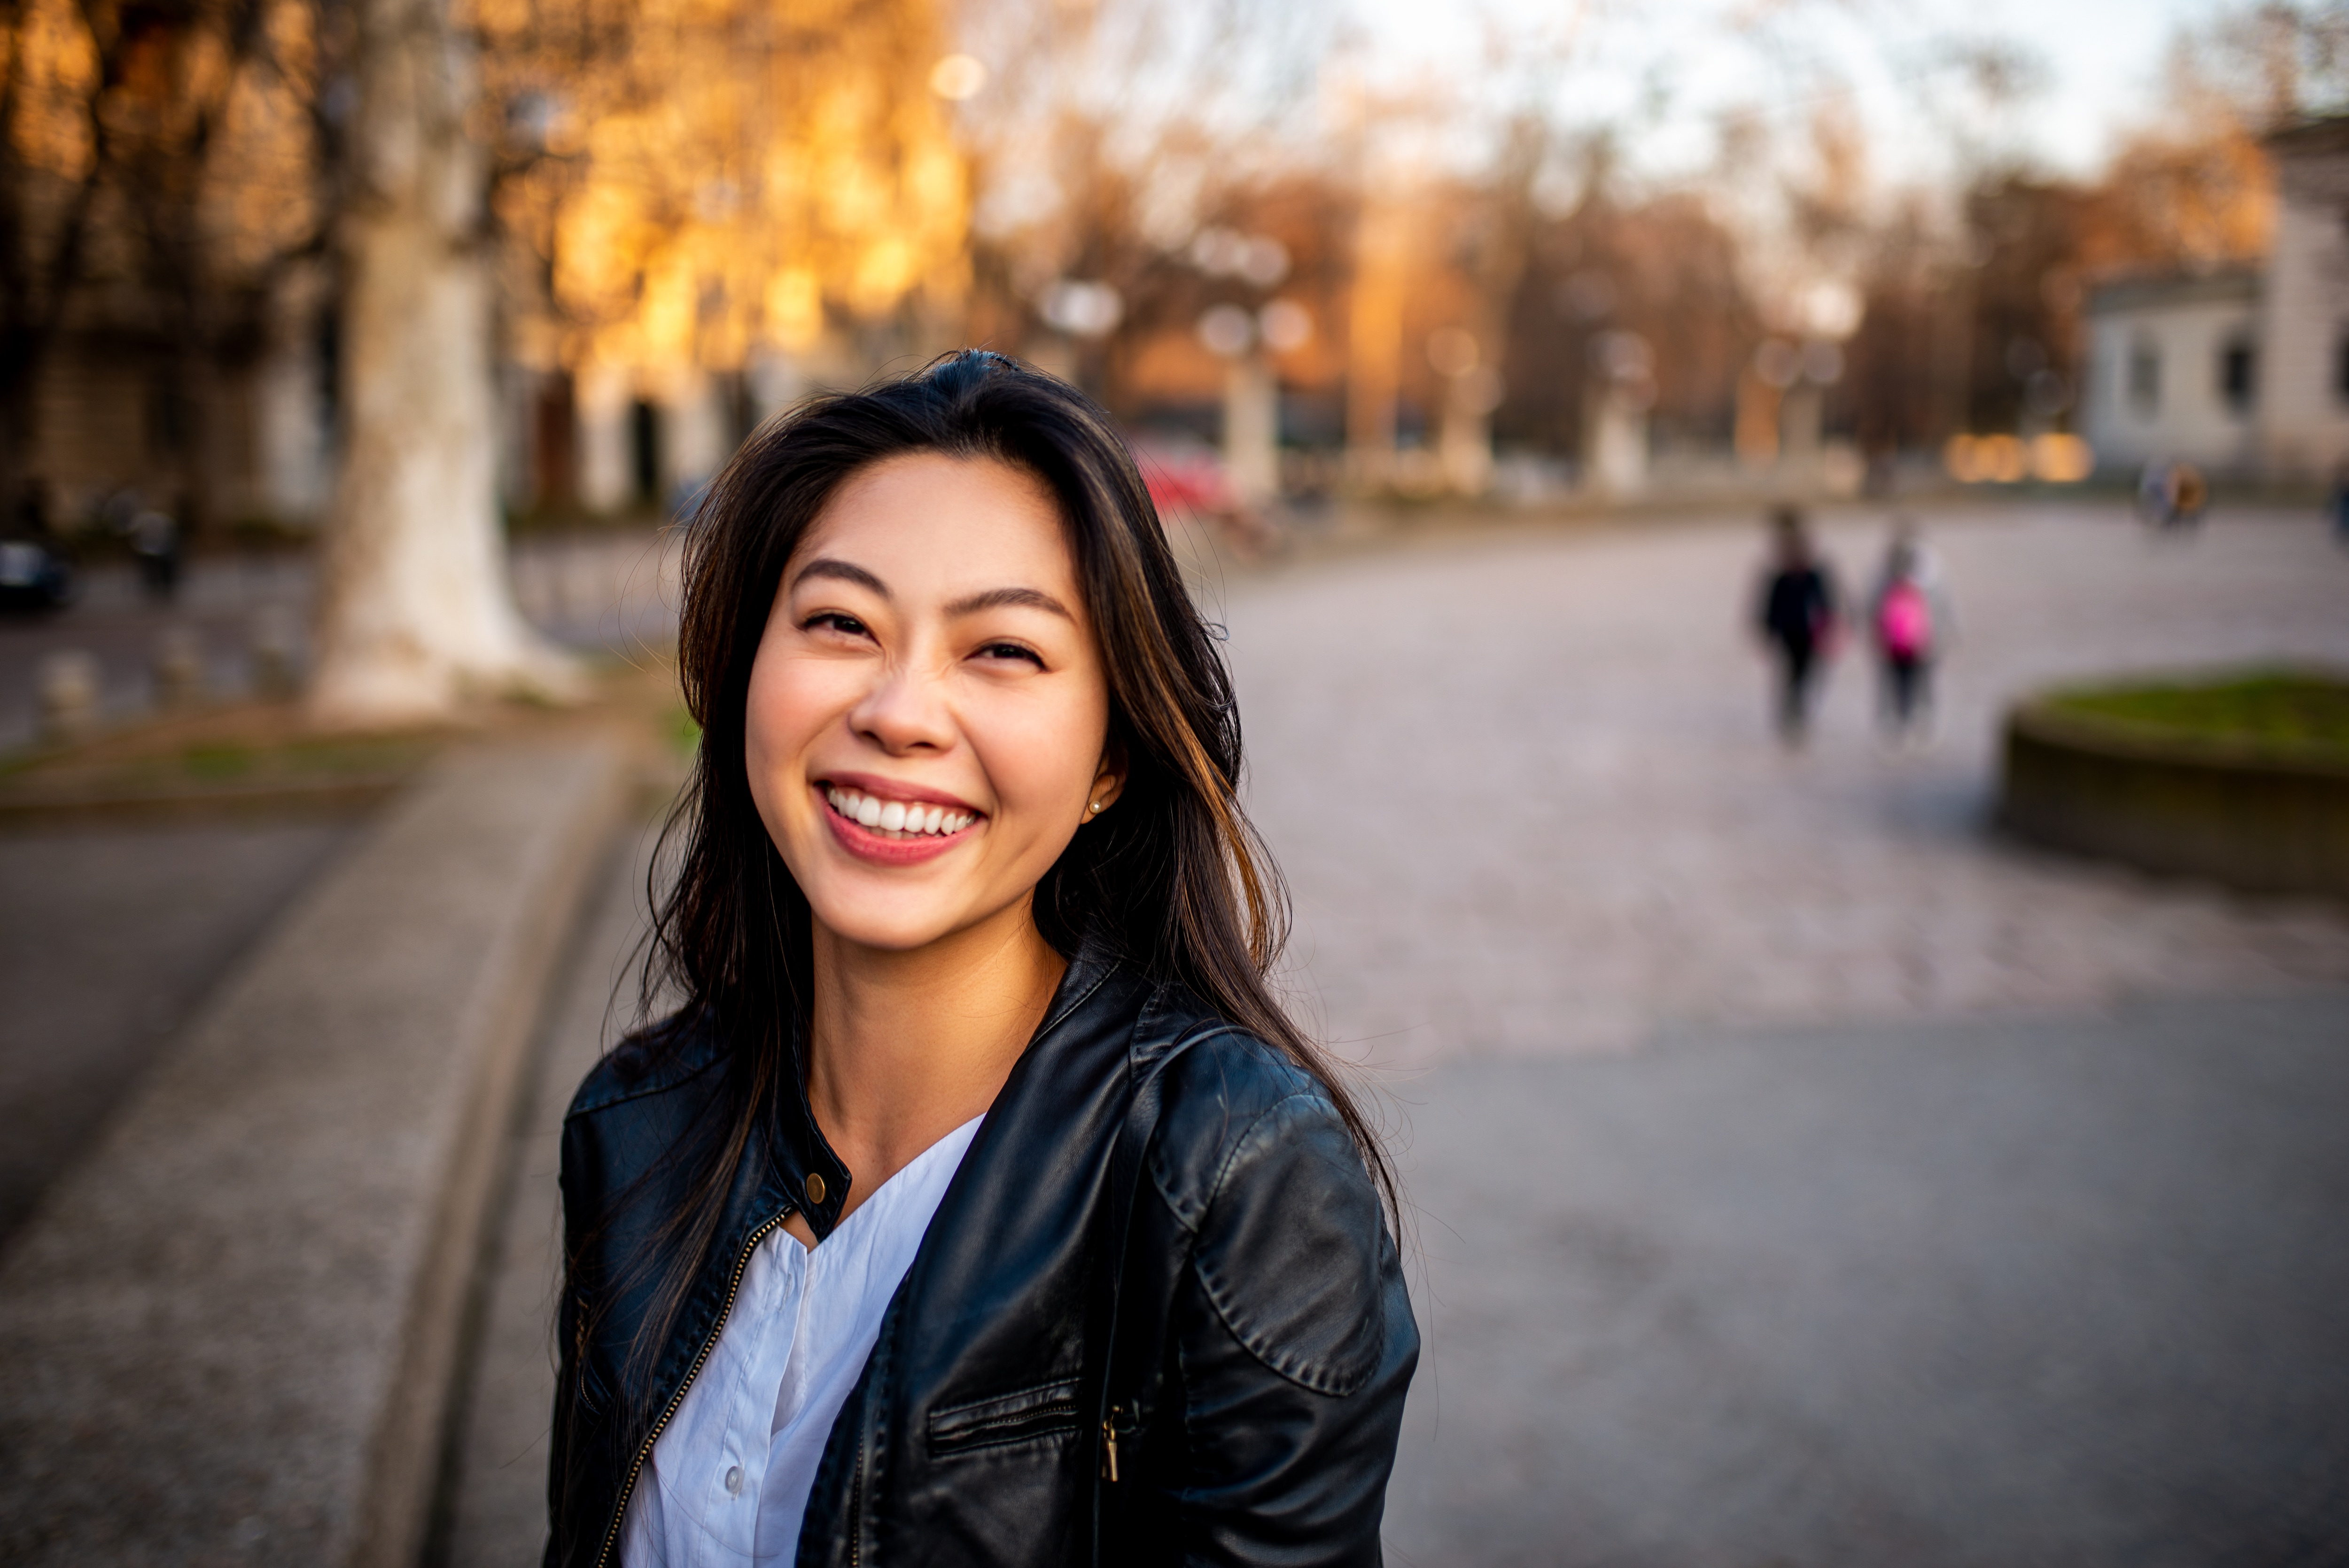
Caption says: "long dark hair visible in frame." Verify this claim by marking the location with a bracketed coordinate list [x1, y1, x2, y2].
[599, 349, 1389, 1432]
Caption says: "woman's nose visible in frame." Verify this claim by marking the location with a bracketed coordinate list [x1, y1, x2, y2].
[848, 664, 956, 754]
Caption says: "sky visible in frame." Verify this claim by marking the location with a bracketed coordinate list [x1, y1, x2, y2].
[1983, 0, 2248, 172]
[1352, 0, 2244, 186]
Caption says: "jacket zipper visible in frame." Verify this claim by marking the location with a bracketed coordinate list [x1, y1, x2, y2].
[849, 1442, 864, 1568]
[1099, 1400, 1138, 1484]
[591, 1208, 790, 1568]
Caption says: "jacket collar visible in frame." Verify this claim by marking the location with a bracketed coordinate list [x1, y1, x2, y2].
[761, 925, 1129, 1242]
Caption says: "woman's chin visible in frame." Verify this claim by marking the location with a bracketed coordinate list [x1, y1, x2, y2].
[806, 893, 996, 957]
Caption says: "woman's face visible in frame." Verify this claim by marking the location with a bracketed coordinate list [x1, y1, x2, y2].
[745, 452, 1122, 953]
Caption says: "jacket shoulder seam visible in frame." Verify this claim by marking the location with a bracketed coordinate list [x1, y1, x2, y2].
[1141, 1021, 1325, 1230]
[564, 1039, 726, 1119]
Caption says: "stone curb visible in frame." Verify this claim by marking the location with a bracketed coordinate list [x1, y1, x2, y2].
[0, 739, 630, 1567]
[2000, 704, 2349, 899]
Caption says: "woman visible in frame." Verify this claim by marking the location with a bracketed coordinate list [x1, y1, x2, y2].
[547, 350, 1416, 1568]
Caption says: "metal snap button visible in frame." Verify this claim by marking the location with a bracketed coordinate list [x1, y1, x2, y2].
[724, 1464, 743, 1495]
[805, 1172, 827, 1205]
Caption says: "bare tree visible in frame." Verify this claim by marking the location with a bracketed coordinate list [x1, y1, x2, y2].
[0, 0, 142, 508]
[305, 0, 576, 723]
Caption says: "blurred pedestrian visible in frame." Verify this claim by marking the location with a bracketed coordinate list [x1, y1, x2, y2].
[2328, 459, 2349, 546]
[2168, 463, 2209, 530]
[2137, 459, 2208, 533]
[2135, 459, 2172, 527]
[15, 477, 54, 542]
[130, 505, 181, 600]
[1754, 505, 1839, 745]
[546, 351, 1413, 1568]
[1869, 522, 1949, 741]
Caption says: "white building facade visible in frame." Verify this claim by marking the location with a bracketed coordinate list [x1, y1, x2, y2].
[2082, 118, 2349, 484]
[2254, 118, 2349, 480]
[2080, 271, 2262, 474]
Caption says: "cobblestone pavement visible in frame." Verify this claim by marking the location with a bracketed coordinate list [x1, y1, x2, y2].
[0, 531, 678, 748]
[1217, 503, 2349, 1066]
[0, 558, 314, 748]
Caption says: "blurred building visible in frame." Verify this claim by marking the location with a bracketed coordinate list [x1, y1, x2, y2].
[2081, 117, 2349, 483]
[2079, 269, 2262, 473]
[21, 274, 332, 534]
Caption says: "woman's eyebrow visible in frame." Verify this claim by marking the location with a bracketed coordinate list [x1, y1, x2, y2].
[792, 558, 889, 597]
[946, 586, 1073, 620]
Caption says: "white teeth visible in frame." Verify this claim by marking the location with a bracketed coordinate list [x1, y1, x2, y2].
[825, 787, 974, 837]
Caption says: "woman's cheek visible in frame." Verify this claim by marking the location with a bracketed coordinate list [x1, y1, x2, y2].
[983, 704, 1104, 859]
[745, 659, 829, 827]
[980, 691, 1083, 815]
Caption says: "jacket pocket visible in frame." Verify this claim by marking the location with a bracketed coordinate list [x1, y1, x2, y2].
[926, 1377, 1083, 1457]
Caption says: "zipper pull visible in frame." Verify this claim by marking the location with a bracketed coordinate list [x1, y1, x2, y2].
[1102, 1401, 1138, 1483]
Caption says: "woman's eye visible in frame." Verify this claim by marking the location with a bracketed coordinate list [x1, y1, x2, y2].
[978, 641, 1045, 668]
[805, 612, 869, 637]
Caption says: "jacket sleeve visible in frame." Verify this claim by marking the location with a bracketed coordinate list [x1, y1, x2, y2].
[1157, 1089, 1418, 1567]
[544, 1114, 585, 1568]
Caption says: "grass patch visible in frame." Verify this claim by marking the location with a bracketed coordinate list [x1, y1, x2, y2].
[0, 728, 440, 804]
[183, 742, 258, 781]
[2042, 670, 2349, 759]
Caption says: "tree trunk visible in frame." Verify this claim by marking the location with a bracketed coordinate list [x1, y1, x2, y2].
[308, 0, 576, 726]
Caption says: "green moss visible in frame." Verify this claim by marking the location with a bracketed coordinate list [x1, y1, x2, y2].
[183, 742, 257, 781]
[2043, 671, 2349, 759]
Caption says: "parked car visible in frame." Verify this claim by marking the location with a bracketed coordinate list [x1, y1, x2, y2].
[0, 536, 76, 611]
[1126, 431, 1278, 559]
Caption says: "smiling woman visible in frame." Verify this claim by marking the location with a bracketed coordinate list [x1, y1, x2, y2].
[546, 351, 1415, 1568]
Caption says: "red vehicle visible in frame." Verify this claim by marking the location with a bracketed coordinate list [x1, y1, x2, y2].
[1125, 432, 1276, 558]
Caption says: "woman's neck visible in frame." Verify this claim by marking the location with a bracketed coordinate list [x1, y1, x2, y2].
[801, 900, 1065, 1225]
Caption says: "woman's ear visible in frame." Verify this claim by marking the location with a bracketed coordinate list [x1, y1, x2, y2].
[1084, 738, 1128, 822]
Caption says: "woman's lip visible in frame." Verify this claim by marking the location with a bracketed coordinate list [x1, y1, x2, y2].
[816, 770, 983, 815]
[814, 783, 977, 866]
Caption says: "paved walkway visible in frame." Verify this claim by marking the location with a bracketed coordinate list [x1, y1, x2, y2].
[1381, 990, 2349, 1567]
[438, 819, 663, 1568]
[1218, 503, 2349, 1063]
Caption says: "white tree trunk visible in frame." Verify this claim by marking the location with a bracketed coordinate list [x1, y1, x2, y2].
[575, 363, 634, 515]
[1221, 356, 1279, 508]
[308, 0, 578, 726]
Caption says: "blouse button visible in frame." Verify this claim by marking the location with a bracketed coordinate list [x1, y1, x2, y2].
[804, 1172, 827, 1205]
[724, 1464, 743, 1496]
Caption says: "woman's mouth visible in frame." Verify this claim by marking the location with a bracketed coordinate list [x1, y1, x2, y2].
[823, 785, 978, 841]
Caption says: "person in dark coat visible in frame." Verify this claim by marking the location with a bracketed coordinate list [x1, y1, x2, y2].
[1754, 505, 1840, 745]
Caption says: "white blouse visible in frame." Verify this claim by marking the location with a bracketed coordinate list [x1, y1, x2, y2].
[619, 1115, 984, 1566]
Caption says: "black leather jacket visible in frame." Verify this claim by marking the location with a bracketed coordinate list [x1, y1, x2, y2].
[546, 936, 1417, 1567]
